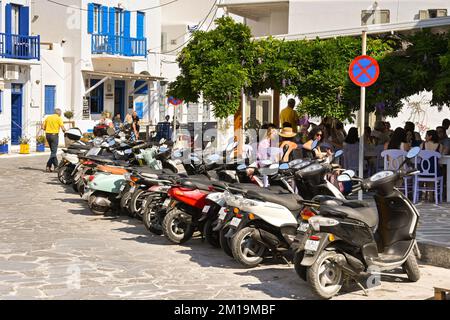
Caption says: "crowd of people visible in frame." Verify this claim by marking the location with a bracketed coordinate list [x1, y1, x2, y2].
[254, 98, 450, 172]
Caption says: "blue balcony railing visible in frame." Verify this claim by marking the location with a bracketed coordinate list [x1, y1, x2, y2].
[0, 33, 40, 60]
[91, 34, 147, 57]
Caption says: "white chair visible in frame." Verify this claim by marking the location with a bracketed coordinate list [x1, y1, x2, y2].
[381, 149, 413, 197]
[413, 150, 444, 205]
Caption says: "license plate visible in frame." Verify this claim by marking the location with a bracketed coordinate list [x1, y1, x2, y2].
[163, 199, 171, 207]
[120, 185, 126, 192]
[230, 217, 241, 228]
[130, 186, 136, 193]
[218, 209, 226, 221]
[298, 223, 309, 232]
[305, 240, 320, 252]
[202, 205, 210, 213]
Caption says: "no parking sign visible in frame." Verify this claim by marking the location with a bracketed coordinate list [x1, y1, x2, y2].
[349, 55, 380, 87]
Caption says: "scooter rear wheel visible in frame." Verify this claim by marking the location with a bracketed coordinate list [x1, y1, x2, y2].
[120, 191, 133, 216]
[142, 196, 163, 235]
[231, 227, 265, 268]
[162, 208, 194, 244]
[307, 250, 344, 299]
[58, 165, 72, 185]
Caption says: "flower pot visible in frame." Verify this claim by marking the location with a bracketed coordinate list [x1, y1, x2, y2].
[36, 143, 46, 152]
[20, 144, 30, 154]
[0, 144, 8, 154]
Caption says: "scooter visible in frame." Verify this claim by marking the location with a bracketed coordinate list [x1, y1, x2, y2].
[222, 149, 345, 268]
[293, 147, 422, 299]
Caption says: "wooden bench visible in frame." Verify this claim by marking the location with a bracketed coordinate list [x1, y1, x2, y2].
[434, 287, 450, 300]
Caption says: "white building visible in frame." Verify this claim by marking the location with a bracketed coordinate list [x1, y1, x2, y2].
[0, 0, 40, 146]
[158, 0, 226, 125]
[220, 0, 450, 127]
[28, 0, 162, 138]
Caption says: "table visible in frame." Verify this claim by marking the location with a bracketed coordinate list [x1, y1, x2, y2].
[439, 156, 450, 203]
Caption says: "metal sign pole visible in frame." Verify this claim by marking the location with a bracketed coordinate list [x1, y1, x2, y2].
[358, 31, 367, 200]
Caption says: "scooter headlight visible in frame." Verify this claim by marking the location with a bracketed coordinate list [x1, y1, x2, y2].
[309, 216, 340, 232]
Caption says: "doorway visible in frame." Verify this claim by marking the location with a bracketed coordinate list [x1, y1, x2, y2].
[114, 80, 126, 120]
[11, 84, 23, 145]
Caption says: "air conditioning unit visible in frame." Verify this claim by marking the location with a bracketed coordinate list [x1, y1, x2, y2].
[4, 65, 19, 81]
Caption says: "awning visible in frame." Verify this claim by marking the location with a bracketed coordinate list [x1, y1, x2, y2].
[82, 70, 165, 81]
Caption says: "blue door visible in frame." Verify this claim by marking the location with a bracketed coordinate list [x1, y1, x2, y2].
[114, 80, 126, 120]
[11, 84, 23, 145]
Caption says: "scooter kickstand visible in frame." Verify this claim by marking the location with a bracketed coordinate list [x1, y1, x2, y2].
[279, 254, 291, 267]
[354, 278, 369, 297]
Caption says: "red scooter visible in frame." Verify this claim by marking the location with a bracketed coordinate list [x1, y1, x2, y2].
[162, 178, 213, 244]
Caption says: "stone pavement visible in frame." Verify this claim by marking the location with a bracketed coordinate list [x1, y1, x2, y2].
[0, 155, 449, 300]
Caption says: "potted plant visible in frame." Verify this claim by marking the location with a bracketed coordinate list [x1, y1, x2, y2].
[19, 136, 31, 154]
[36, 135, 46, 152]
[0, 137, 10, 154]
[64, 110, 75, 128]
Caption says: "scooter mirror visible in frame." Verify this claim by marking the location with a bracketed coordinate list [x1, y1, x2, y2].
[335, 150, 344, 158]
[279, 163, 290, 171]
[337, 174, 352, 183]
[342, 170, 356, 178]
[407, 147, 421, 159]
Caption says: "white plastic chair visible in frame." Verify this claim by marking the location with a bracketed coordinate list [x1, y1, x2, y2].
[381, 149, 413, 197]
[413, 150, 443, 205]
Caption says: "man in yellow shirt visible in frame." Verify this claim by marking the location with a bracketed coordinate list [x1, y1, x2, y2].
[280, 99, 299, 132]
[42, 108, 66, 172]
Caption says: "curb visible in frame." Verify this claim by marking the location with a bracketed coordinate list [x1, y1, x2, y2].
[418, 241, 450, 269]
[0, 151, 63, 159]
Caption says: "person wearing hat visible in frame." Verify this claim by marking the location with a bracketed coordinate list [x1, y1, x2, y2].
[279, 124, 299, 163]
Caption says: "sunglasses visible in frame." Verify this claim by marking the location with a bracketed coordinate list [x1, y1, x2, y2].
[316, 134, 323, 137]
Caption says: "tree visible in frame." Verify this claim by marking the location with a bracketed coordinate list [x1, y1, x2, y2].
[169, 18, 450, 121]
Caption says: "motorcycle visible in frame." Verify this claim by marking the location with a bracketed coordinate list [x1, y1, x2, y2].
[293, 147, 422, 299]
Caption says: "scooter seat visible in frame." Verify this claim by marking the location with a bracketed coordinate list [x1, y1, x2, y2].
[246, 189, 303, 212]
[314, 195, 369, 209]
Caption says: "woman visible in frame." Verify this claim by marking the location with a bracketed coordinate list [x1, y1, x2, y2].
[421, 130, 443, 154]
[342, 127, 360, 171]
[257, 123, 280, 162]
[279, 126, 298, 162]
[100, 112, 114, 128]
[386, 127, 410, 151]
[113, 114, 122, 131]
[302, 127, 331, 159]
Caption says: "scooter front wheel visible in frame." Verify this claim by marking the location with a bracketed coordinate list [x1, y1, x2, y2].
[403, 252, 421, 282]
[231, 227, 266, 268]
[203, 218, 221, 248]
[307, 250, 344, 299]
[57, 165, 72, 185]
[162, 208, 194, 244]
[143, 196, 163, 235]
[219, 225, 233, 257]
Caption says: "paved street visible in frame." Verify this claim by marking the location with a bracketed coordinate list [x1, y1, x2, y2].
[0, 155, 449, 300]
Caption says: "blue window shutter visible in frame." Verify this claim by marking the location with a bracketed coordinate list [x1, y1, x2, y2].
[87, 3, 94, 33]
[137, 12, 145, 39]
[45, 86, 56, 115]
[124, 11, 131, 55]
[101, 6, 108, 34]
[5, 4, 12, 56]
[19, 6, 30, 36]
[5, 4, 11, 34]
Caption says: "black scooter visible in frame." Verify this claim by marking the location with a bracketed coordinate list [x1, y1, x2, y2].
[293, 147, 422, 299]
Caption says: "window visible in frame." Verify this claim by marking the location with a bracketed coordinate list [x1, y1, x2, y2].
[161, 32, 168, 52]
[361, 10, 390, 25]
[44, 86, 56, 115]
[419, 9, 448, 20]
[89, 79, 104, 114]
